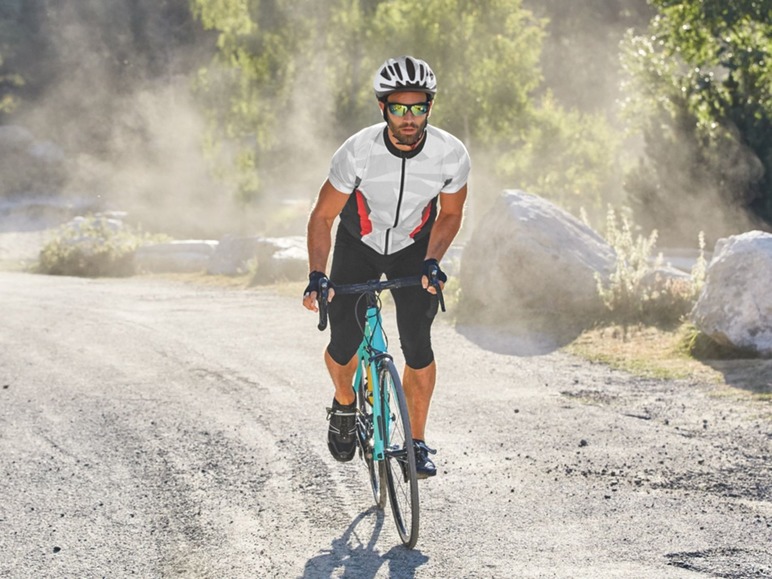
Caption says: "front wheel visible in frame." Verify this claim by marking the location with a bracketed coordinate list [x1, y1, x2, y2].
[379, 359, 420, 548]
[356, 361, 386, 508]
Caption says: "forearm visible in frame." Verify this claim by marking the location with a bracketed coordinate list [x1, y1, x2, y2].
[425, 212, 463, 262]
[307, 215, 334, 273]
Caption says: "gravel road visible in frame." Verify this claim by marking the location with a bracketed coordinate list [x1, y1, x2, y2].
[1, 271, 770, 578]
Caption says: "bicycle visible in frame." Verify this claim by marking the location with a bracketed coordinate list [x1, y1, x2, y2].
[316, 273, 444, 549]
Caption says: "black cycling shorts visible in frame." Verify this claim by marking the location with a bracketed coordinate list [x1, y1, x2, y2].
[326, 225, 436, 370]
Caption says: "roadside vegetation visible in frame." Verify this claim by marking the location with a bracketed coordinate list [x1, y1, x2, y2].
[566, 206, 771, 398]
[37, 215, 168, 277]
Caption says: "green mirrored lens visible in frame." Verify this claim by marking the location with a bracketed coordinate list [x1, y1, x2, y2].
[388, 103, 409, 116]
[410, 103, 429, 116]
[387, 102, 429, 117]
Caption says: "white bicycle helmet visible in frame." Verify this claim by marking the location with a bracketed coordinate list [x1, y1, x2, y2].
[373, 56, 437, 100]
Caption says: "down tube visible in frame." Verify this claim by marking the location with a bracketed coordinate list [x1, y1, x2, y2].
[366, 305, 389, 462]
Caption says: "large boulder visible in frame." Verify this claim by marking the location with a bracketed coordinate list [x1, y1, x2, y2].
[459, 190, 615, 337]
[207, 235, 262, 276]
[134, 240, 218, 273]
[206, 235, 308, 282]
[249, 236, 307, 284]
[691, 231, 772, 356]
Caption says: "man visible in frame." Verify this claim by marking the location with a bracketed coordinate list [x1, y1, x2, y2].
[302, 56, 470, 478]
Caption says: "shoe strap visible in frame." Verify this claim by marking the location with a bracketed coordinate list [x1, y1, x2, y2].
[326, 407, 357, 420]
[414, 440, 437, 455]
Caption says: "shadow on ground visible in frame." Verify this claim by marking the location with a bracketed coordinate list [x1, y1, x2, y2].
[455, 315, 586, 357]
[301, 507, 429, 578]
[701, 358, 772, 398]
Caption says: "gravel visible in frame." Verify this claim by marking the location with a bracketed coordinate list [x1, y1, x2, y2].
[0, 229, 769, 578]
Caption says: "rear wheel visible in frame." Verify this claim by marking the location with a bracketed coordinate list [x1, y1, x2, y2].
[379, 359, 419, 548]
[355, 361, 386, 508]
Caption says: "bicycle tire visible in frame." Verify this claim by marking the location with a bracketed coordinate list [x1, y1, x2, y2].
[379, 359, 420, 548]
[355, 361, 387, 508]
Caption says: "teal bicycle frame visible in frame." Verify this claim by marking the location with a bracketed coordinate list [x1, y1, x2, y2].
[353, 297, 392, 462]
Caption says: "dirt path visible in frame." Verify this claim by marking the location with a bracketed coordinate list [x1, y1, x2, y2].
[0, 271, 769, 578]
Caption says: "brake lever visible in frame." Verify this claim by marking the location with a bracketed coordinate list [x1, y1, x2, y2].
[317, 279, 329, 331]
[426, 271, 446, 317]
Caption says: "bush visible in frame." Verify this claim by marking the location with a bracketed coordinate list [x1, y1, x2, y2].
[595, 207, 706, 331]
[38, 214, 166, 277]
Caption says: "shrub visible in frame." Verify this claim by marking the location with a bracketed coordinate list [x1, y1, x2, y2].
[595, 206, 706, 332]
[38, 214, 166, 277]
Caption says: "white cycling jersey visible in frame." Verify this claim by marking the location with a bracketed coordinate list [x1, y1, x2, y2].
[328, 123, 470, 255]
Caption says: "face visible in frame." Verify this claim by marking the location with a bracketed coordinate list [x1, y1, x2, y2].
[381, 91, 432, 147]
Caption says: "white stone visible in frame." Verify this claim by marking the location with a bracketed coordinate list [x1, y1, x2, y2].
[459, 190, 615, 328]
[691, 230, 772, 356]
[135, 240, 218, 273]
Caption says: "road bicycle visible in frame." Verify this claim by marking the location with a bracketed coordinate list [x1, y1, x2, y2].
[316, 274, 444, 549]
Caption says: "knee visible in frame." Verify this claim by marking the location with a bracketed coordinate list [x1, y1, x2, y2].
[401, 340, 434, 369]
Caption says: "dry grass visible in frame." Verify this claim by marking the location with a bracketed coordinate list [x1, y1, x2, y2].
[565, 324, 772, 401]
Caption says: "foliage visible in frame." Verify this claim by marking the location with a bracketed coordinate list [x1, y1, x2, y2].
[678, 322, 760, 360]
[495, 94, 621, 215]
[620, 0, 772, 244]
[190, 0, 321, 201]
[361, 0, 545, 148]
[38, 215, 167, 277]
[353, 0, 622, 214]
[188, 0, 623, 215]
[523, 0, 654, 113]
[1, 0, 209, 152]
[595, 206, 705, 331]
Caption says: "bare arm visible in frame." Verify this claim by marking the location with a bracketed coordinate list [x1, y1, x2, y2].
[303, 179, 349, 310]
[422, 185, 468, 291]
[426, 185, 467, 261]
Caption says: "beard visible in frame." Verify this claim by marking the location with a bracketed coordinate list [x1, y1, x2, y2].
[387, 116, 428, 147]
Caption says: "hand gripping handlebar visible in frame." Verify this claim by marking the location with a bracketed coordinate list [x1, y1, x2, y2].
[317, 275, 445, 331]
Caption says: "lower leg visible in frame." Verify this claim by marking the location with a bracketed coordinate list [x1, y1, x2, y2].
[325, 349, 357, 405]
[402, 361, 436, 441]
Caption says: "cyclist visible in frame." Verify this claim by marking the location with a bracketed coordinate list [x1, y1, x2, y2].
[302, 55, 470, 479]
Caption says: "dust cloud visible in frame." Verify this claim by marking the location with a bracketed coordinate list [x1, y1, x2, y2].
[10, 2, 329, 240]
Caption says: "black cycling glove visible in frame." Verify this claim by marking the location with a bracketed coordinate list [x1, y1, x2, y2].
[421, 258, 447, 285]
[304, 271, 333, 298]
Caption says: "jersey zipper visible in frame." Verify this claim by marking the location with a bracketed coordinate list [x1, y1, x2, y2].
[385, 157, 407, 254]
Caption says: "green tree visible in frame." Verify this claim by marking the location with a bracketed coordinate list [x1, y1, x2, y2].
[621, 0, 772, 245]
[192, 0, 622, 216]
[0, 0, 49, 115]
[523, 0, 653, 114]
[190, 0, 322, 201]
[325, 0, 619, 217]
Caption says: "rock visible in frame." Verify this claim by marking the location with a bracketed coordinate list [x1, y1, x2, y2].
[135, 240, 218, 273]
[207, 236, 261, 276]
[459, 190, 615, 333]
[206, 235, 308, 281]
[249, 236, 307, 284]
[690, 230, 772, 356]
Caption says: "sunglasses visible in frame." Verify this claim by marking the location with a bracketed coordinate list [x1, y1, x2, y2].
[386, 102, 430, 117]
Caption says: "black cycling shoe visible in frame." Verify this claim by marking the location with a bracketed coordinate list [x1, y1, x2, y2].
[414, 440, 437, 479]
[326, 399, 357, 462]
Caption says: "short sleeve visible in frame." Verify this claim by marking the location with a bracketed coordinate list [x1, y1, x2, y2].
[441, 142, 471, 194]
[327, 137, 358, 194]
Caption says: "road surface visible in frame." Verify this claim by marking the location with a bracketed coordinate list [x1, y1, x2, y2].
[1, 271, 770, 578]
